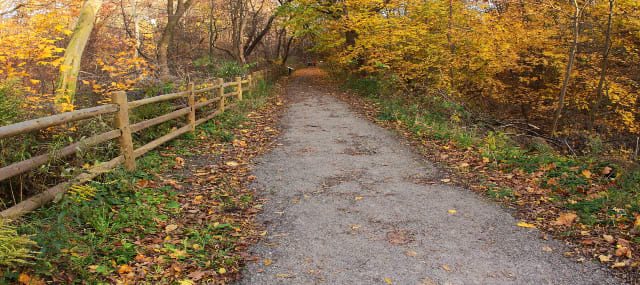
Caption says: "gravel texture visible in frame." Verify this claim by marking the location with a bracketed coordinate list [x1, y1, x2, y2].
[238, 69, 620, 285]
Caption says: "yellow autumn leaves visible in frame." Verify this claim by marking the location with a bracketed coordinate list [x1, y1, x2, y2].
[517, 222, 536, 229]
[288, 0, 640, 135]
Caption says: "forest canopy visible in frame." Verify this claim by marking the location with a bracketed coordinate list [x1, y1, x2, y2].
[284, 0, 640, 144]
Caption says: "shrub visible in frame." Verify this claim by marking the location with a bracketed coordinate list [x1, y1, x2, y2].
[213, 60, 252, 80]
[345, 76, 391, 98]
[0, 218, 38, 268]
[194, 57, 255, 80]
[0, 78, 24, 126]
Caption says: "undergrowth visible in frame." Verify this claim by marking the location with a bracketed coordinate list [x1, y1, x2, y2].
[339, 73, 640, 235]
[0, 70, 270, 211]
[0, 76, 275, 284]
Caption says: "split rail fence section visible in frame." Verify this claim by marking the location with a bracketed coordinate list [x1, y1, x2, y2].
[0, 70, 269, 218]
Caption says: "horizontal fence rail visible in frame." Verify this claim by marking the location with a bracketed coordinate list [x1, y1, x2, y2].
[0, 70, 269, 219]
[0, 104, 119, 140]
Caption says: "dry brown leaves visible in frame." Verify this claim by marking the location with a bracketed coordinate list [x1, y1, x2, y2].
[324, 74, 639, 283]
[111, 88, 288, 284]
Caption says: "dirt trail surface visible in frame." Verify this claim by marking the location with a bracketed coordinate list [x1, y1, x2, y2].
[239, 69, 619, 285]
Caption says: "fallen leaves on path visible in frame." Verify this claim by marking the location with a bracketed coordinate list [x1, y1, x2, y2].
[328, 72, 640, 282]
[405, 250, 418, 257]
[603, 234, 614, 243]
[599, 255, 612, 262]
[165, 224, 178, 233]
[552, 213, 578, 226]
[420, 278, 438, 285]
[387, 229, 414, 245]
[103, 87, 288, 284]
[517, 222, 536, 228]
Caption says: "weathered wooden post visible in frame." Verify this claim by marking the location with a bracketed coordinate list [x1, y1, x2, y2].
[247, 74, 253, 97]
[188, 82, 196, 131]
[217, 78, 225, 112]
[111, 91, 135, 171]
[235, 76, 243, 101]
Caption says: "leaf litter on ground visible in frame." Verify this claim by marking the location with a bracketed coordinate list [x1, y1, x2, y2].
[106, 86, 287, 284]
[325, 72, 639, 282]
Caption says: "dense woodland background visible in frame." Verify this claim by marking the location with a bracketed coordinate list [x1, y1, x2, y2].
[289, 0, 639, 147]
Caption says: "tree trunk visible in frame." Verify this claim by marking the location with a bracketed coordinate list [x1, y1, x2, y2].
[589, 0, 614, 130]
[276, 27, 285, 59]
[157, 0, 192, 77]
[282, 36, 294, 65]
[244, 14, 278, 60]
[230, 0, 247, 65]
[55, 0, 102, 111]
[157, 1, 177, 77]
[551, 0, 581, 134]
[209, 0, 216, 58]
[447, 0, 455, 92]
[121, 0, 146, 60]
[133, 0, 140, 58]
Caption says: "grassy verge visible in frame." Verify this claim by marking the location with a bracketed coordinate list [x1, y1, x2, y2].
[1, 78, 279, 284]
[331, 72, 640, 281]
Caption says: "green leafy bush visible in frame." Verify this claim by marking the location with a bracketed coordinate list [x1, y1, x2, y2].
[214, 60, 252, 80]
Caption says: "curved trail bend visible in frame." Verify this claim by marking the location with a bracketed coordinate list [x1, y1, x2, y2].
[239, 69, 618, 285]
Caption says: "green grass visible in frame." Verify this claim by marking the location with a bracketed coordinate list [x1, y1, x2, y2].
[345, 76, 392, 98]
[7, 152, 171, 282]
[1, 76, 276, 284]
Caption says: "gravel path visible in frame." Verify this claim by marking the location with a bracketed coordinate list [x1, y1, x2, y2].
[239, 69, 619, 285]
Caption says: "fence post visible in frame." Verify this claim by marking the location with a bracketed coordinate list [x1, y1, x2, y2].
[217, 78, 225, 112]
[247, 74, 253, 97]
[235, 76, 243, 101]
[188, 82, 196, 131]
[111, 91, 136, 171]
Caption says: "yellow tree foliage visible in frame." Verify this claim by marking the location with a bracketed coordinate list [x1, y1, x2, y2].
[288, 0, 640, 136]
[0, 1, 79, 111]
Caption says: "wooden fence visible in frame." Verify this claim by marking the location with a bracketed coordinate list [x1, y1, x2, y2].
[0, 70, 269, 219]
